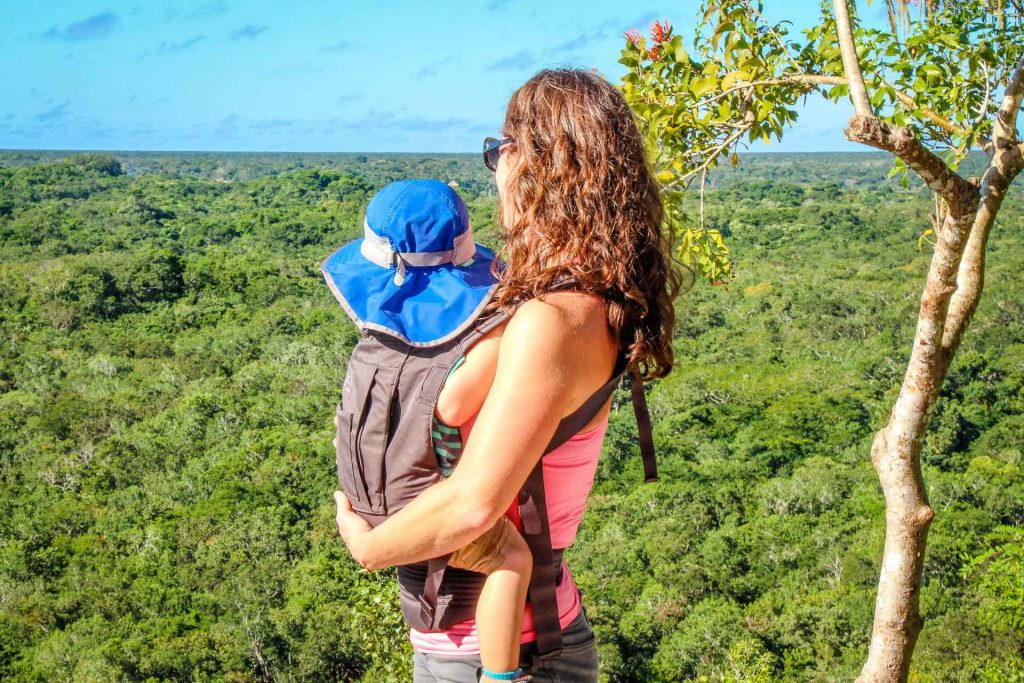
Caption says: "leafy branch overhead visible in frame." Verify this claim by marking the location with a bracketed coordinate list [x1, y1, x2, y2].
[617, 0, 1024, 284]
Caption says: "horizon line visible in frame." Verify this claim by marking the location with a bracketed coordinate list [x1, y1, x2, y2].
[1, 146, 892, 156]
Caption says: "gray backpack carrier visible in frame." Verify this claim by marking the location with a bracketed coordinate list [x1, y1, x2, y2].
[334, 289, 657, 661]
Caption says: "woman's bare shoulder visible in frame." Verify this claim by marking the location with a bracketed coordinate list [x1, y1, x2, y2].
[509, 291, 609, 337]
[504, 292, 617, 381]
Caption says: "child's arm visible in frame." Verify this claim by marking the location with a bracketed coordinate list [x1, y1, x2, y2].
[434, 321, 506, 426]
[449, 516, 533, 680]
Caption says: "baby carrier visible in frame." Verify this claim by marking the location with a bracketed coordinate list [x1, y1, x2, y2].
[322, 179, 657, 661]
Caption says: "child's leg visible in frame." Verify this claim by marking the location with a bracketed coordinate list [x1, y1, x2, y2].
[448, 516, 533, 681]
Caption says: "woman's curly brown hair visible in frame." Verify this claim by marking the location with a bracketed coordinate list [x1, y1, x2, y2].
[490, 68, 690, 380]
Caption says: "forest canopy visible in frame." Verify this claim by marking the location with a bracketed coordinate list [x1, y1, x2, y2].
[0, 151, 1021, 681]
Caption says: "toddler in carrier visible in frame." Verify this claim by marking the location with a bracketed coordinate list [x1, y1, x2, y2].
[323, 179, 533, 683]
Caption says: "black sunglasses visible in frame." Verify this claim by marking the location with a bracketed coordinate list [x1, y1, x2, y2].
[483, 136, 514, 172]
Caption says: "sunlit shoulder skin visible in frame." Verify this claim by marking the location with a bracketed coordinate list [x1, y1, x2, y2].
[333, 289, 617, 572]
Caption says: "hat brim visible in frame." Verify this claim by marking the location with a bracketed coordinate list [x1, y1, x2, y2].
[321, 238, 500, 347]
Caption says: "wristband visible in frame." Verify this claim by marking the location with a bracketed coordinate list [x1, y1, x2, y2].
[480, 666, 531, 682]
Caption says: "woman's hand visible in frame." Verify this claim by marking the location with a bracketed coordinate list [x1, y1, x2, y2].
[333, 490, 376, 569]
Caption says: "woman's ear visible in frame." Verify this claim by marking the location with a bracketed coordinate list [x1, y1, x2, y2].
[506, 142, 524, 172]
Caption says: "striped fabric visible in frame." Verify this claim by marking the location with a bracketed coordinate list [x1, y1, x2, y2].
[431, 355, 467, 477]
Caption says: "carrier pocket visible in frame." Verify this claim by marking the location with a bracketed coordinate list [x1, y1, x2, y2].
[334, 404, 363, 505]
[338, 362, 401, 516]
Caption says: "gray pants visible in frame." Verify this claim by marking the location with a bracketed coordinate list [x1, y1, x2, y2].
[412, 608, 599, 682]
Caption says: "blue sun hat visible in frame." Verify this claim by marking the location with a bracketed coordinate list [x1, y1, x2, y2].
[321, 179, 500, 347]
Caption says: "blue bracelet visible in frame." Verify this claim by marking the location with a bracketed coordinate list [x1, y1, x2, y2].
[480, 666, 526, 681]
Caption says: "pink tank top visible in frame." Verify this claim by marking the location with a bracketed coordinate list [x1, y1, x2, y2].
[409, 410, 609, 655]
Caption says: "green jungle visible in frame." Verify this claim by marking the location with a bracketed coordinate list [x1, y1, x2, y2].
[0, 149, 1021, 682]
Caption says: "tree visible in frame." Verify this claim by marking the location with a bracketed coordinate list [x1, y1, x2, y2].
[617, 2, 1024, 680]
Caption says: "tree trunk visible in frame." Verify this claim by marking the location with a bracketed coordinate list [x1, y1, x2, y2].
[852, 140, 1019, 683]
[824, 2, 1014, 677]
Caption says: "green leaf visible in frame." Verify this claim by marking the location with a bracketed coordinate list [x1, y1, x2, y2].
[721, 70, 751, 91]
[691, 75, 719, 97]
[917, 228, 933, 252]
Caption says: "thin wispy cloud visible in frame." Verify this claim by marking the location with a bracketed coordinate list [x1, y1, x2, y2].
[43, 12, 118, 41]
[401, 116, 490, 134]
[416, 57, 455, 79]
[193, 115, 314, 139]
[552, 28, 609, 55]
[328, 109, 489, 135]
[231, 24, 267, 40]
[251, 118, 297, 131]
[335, 94, 364, 107]
[320, 40, 353, 53]
[489, 49, 536, 71]
[157, 35, 207, 54]
[624, 12, 662, 35]
[186, 1, 229, 20]
[551, 12, 661, 58]
[34, 101, 70, 123]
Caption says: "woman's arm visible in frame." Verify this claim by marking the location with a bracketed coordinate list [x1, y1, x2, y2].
[334, 293, 616, 570]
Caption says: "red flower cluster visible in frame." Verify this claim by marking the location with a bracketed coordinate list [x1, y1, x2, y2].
[625, 21, 671, 60]
[650, 19, 672, 44]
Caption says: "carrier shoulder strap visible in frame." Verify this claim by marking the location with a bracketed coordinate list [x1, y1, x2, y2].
[536, 272, 657, 477]
[631, 372, 658, 483]
[454, 305, 508, 356]
[522, 355, 658, 661]
[521, 273, 658, 660]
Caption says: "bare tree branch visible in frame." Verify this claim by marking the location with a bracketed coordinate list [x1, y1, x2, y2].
[665, 70, 967, 194]
[833, 0, 873, 116]
[686, 75, 843, 110]
[844, 118, 980, 215]
[889, 90, 967, 137]
[941, 163, 1021, 363]
[699, 166, 708, 229]
[974, 63, 992, 128]
[662, 125, 751, 190]
[994, 56, 1024, 144]
[828, 5, 990, 683]
[830, 0, 968, 137]
[942, 53, 1024, 362]
[855, 145, 979, 683]
[682, 73, 964, 136]
[832, 0, 975, 213]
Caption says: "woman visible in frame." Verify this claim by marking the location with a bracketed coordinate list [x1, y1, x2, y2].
[334, 67, 684, 682]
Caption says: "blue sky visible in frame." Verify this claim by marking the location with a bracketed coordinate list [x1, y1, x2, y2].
[1, 1, 888, 153]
